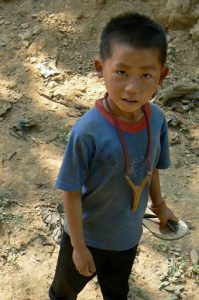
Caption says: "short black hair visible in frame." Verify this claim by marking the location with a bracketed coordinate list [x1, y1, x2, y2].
[100, 12, 167, 65]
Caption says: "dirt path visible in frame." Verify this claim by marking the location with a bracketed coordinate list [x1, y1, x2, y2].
[0, 1, 199, 300]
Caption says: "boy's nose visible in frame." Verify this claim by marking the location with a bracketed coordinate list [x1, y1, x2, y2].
[125, 80, 140, 94]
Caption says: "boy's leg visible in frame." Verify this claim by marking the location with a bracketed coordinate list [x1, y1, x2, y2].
[90, 245, 137, 300]
[49, 231, 95, 300]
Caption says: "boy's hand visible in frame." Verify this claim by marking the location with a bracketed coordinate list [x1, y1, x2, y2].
[157, 206, 179, 231]
[72, 246, 96, 277]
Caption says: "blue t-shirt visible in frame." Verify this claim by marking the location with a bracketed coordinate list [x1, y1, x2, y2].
[55, 100, 170, 250]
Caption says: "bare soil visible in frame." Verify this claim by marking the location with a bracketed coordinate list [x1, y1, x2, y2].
[0, 1, 199, 300]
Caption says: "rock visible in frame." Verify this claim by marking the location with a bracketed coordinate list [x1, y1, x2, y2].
[174, 247, 182, 252]
[175, 285, 184, 292]
[30, 57, 37, 63]
[0, 20, 5, 25]
[32, 25, 41, 35]
[167, 115, 181, 127]
[0, 100, 12, 117]
[40, 206, 64, 243]
[185, 221, 195, 230]
[97, 0, 106, 3]
[190, 249, 199, 265]
[18, 30, 33, 41]
[158, 0, 198, 29]
[20, 23, 29, 29]
[181, 99, 191, 104]
[160, 280, 170, 288]
[171, 296, 179, 300]
[37, 60, 59, 78]
[48, 81, 57, 89]
[182, 103, 193, 112]
[166, 0, 191, 14]
[62, 38, 69, 47]
[159, 82, 199, 104]
[187, 90, 199, 100]
[52, 227, 62, 243]
[22, 40, 30, 48]
[164, 286, 175, 292]
[191, 20, 199, 42]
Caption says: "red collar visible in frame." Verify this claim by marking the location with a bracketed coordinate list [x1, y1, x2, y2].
[95, 98, 151, 133]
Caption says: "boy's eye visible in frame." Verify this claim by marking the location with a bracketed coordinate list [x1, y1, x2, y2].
[142, 74, 152, 79]
[117, 70, 128, 77]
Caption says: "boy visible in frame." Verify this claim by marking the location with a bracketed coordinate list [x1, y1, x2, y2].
[49, 12, 178, 300]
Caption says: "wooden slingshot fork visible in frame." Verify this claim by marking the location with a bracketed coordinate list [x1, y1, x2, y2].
[125, 171, 152, 211]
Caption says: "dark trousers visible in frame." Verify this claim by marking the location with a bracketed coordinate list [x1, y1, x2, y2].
[49, 231, 137, 300]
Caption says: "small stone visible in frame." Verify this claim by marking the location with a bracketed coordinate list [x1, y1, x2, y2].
[62, 38, 69, 47]
[167, 115, 181, 127]
[169, 277, 178, 283]
[32, 25, 41, 35]
[20, 23, 29, 29]
[5, 21, 10, 25]
[170, 296, 179, 300]
[30, 57, 37, 63]
[0, 20, 5, 25]
[181, 99, 191, 104]
[174, 247, 182, 252]
[93, 276, 98, 283]
[190, 249, 199, 265]
[22, 41, 30, 48]
[160, 280, 170, 287]
[0, 42, 6, 47]
[48, 81, 57, 89]
[175, 285, 184, 292]
[173, 270, 181, 277]
[18, 30, 32, 41]
[164, 286, 175, 292]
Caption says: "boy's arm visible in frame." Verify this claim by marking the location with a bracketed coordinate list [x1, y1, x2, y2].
[63, 191, 96, 277]
[149, 168, 179, 229]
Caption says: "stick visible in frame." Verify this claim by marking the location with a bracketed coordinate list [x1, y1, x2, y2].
[188, 111, 196, 127]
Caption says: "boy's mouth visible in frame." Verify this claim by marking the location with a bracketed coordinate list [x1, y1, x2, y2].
[122, 98, 139, 103]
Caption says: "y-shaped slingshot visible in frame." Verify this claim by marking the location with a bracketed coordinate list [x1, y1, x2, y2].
[125, 171, 152, 211]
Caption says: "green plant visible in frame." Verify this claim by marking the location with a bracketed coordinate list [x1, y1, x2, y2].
[0, 193, 12, 209]
[157, 240, 170, 253]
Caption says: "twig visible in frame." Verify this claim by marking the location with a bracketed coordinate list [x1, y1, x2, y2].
[7, 151, 17, 161]
[11, 201, 28, 207]
[188, 111, 196, 127]
[38, 92, 88, 111]
[38, 92, 70, 108]
[184, 216, 199, 220]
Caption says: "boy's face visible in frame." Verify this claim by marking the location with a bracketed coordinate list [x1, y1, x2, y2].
[95, 43, 168, 120]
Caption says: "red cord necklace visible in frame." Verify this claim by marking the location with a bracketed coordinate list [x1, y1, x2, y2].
[104, 95, 152, 211]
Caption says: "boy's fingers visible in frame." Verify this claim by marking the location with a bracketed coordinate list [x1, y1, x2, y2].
[78, 267, 95, 277]
[159, 221, 167, 230]
[77, 260, 96, 277]
[88, 260, 96, 273]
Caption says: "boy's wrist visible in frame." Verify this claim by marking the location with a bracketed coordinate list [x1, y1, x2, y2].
[73, 242, 86, 249]
[150, 200, 166, 215]
[71, 238, 87, 251]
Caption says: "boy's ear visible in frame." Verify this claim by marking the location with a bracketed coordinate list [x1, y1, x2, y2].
[95, 59, 104, 78]
[158, 66, 169, 85]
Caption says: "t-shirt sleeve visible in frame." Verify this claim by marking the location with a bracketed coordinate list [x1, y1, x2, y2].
[155, 116, 171, 169]
[55, 127, 93, 191]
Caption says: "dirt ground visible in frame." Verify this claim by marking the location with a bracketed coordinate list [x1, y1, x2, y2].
[0, 1, 199, 300]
